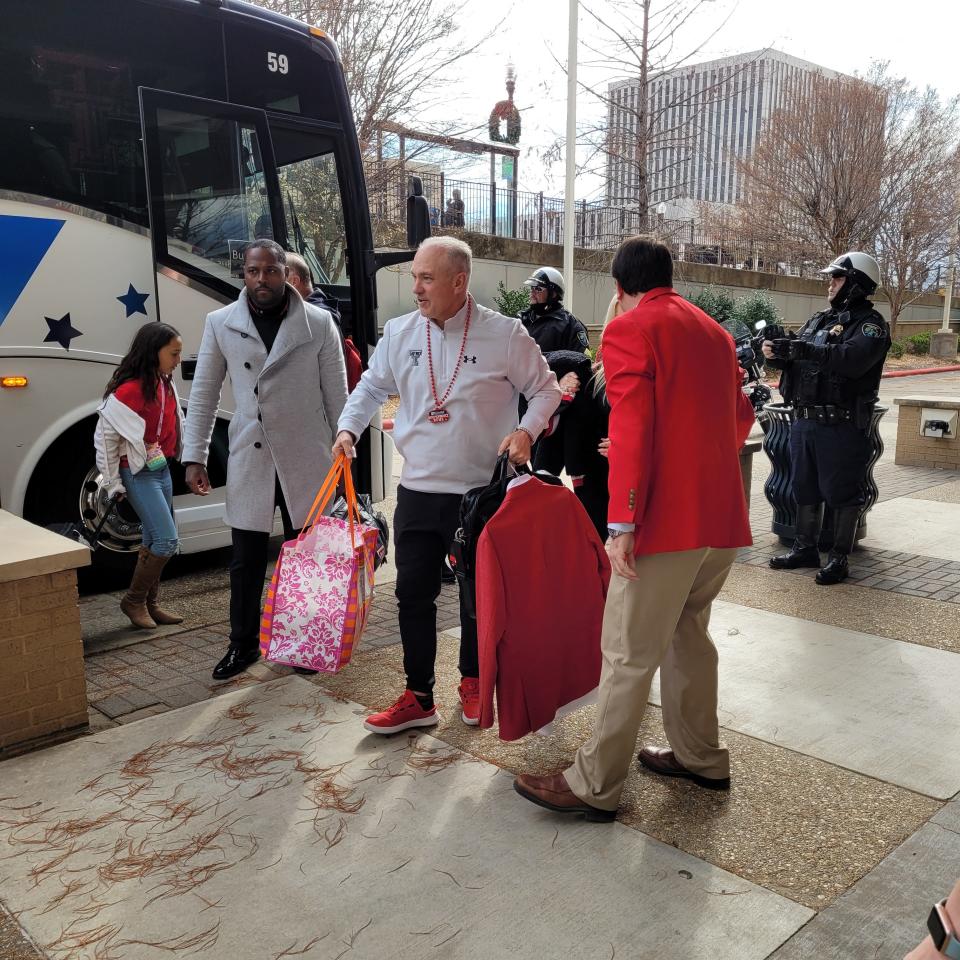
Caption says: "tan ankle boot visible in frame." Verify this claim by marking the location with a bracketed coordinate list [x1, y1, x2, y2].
[120, 547, 158, 629]
[146, 553, 183, 625]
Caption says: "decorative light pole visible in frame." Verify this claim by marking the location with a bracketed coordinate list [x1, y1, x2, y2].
[488, 62, 521, 147]
[563, 0, 578, 313]
[488, 62, 521, 237]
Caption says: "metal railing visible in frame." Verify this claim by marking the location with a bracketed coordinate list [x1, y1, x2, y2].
[367, 166, 825, 277]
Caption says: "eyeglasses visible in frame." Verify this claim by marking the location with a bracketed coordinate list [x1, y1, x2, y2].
[530, 284, 547, 293]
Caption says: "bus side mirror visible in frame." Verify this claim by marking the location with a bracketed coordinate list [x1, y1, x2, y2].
[406, 175, 432, 249]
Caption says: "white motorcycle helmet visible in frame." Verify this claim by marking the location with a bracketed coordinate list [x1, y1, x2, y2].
[524, 267, 565, 299]
[818, 251, 880, 295]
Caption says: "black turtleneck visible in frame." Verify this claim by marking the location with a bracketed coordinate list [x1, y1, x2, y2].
[248, 290, 289, 354]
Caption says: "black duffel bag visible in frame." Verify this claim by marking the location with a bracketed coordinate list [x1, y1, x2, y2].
[329, 493, 390, 570]
[450, 454, 562, 618]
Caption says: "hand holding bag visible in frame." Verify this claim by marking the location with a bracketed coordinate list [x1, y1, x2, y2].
[259, 455, 378, 673]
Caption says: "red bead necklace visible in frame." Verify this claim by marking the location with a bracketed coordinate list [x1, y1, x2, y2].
[425, 297, 472, 424]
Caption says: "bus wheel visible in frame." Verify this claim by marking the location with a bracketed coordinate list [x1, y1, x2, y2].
[24, 427, 142, 581]
[77, 464, 144, 559]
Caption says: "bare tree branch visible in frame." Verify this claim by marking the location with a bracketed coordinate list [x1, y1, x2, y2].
[251, 0, 504, 152]
[735, 62, 960, 336]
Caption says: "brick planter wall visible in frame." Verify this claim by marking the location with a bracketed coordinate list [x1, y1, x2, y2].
[0, 569, 88, 755]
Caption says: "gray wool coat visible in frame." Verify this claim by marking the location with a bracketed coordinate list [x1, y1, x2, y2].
[181, 287, 348, 532]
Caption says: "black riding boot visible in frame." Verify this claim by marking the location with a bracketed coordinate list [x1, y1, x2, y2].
[816, 506, 861, 586]
[770, 503, 822, 570]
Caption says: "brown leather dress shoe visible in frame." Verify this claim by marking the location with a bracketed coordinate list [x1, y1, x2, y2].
[513, 772, 616, 822]
[637, 746, 730, 791]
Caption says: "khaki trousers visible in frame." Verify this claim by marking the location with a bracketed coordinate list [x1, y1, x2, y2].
[565, 547, 737, 811]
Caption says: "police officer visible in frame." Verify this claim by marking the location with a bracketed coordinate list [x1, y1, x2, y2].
[763, 251, 891, 585]
[520, 268, 590, 354]
[518, 268, 589, 473]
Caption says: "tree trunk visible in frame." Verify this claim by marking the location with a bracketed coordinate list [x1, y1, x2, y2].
[634, 0, 650, 233]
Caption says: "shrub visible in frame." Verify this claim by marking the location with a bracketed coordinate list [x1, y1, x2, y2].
[888, 339, 905, 359]
[689, 287, 736, 325]
[732, 290, 783, 332]
[906, 332, 931, 355]
[493, 280, 529, 319]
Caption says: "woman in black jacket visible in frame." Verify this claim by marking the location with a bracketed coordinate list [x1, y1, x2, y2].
[534, 349, 610, 540]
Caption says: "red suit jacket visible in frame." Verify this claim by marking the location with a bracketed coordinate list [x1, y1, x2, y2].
[476, 477, 610, 740]
[603, 288, 755, 555]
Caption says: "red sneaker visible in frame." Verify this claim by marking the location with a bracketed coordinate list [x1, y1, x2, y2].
[363, 690, 439, 735]
[458, 677, 480, 726]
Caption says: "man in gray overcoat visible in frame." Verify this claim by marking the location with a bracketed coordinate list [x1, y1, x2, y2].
[182, 239, 348, 681]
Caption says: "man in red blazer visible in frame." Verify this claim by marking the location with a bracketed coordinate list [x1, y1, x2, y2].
[514, 237, 756, 822]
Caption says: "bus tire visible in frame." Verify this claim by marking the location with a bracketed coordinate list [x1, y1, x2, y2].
[23, 419, 142, 583]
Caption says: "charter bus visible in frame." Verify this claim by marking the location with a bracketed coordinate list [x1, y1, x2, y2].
[0, 0, 410, 572]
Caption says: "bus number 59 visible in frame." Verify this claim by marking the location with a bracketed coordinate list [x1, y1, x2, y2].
[267, 52, 289, 74]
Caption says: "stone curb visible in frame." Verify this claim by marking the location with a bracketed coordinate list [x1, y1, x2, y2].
[881, 365, 960, 378]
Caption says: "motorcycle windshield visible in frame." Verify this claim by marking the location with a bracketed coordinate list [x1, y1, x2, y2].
[720, 318, 752, 343]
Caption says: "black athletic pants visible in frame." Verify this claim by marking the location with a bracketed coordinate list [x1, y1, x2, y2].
[393, 485, 479, 693]
[228, 476, 298, 652]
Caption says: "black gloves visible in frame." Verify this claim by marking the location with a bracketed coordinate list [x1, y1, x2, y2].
[787, 339, 818, 362]
[768, 338, 793, 361]
[770, 338, 817, 362]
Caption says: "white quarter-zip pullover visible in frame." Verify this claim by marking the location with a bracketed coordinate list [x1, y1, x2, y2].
[339, 297, 562, 494]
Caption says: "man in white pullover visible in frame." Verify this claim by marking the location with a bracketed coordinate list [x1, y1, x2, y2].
[333, 236, 562, 734]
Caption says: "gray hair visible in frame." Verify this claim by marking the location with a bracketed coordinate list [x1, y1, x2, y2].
[285, 252, 312, 284]
[420, 236, 472, 280]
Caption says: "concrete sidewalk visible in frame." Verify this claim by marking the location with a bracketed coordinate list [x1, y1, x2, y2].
[2, 372, 959, 959]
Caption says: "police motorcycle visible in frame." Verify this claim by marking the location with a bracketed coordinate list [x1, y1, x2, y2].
[720, 318, 784, 432]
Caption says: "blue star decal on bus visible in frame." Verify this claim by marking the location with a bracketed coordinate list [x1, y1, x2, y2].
[117, 283, 150, 317]
[43, 313, 83, 350]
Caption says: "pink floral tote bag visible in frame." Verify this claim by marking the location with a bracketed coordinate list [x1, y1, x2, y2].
[260, 455, 377, 672]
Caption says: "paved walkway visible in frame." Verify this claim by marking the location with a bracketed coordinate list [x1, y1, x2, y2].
[2, 372, 959, 960]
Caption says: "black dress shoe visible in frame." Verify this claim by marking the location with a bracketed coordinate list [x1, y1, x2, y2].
[637, 746, 730, 790]
[212, 647, 260, 681]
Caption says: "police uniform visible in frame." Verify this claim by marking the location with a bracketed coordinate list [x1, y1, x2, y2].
[781, 299, 889, 502]
[519, 301, 590, 354]
[769, 290, 890, 583]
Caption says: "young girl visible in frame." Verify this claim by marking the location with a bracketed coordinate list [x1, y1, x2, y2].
[95, 322, 185, 629]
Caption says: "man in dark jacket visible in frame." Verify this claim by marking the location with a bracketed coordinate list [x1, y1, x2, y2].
[519, 267, 590, 355]
[285, 253, 342, 324]
[286, 253, 362, 391]
[763, 251, 891, 585]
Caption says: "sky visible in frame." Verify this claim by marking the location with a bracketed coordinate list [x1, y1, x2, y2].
[414, 0, 960, 199]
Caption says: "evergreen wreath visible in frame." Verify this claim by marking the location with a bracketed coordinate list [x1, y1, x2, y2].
[488, 100, 521, 144]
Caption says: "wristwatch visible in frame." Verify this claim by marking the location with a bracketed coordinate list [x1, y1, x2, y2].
[928, 900, 960, 958]
[607, 528, 630, 539]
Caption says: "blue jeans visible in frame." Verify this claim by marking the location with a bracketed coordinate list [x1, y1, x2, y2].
[120, 463, 179, 557]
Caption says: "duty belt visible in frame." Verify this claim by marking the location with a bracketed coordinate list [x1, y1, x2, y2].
[796, 404, 852, 424]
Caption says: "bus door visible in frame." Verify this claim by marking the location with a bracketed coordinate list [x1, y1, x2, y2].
[138, 88, 288, 543]
[138, 87, 287, 312]
[264, 115, 390, 501]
